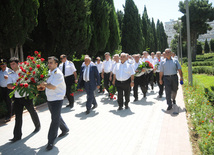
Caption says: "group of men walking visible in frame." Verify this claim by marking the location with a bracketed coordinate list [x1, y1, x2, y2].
[0, 48, 183, 150]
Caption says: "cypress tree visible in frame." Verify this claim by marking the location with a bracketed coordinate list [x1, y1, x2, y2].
[105, 0, 120, 53]
[210, 39, 214, 52]
[121, 0, 144, 54]
[204, 39, 210, 53]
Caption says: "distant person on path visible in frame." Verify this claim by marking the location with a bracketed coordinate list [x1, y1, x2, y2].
[59, 54, 78, 109]
[40, 56, 69, 150]
[77, 56, 100, 114]
[159, 49, 183, 110]
[7, 57, 41, 142]
[95, 57, 103, 93]
[112, 53, 135, 110]
[102, 52, 112, 97]
[0, 59, 13, 122]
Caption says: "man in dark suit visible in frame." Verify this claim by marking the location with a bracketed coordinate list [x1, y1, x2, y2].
[77, 56, 100, 114]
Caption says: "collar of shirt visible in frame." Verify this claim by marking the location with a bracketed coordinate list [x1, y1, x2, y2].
[51, 67, 58, 75]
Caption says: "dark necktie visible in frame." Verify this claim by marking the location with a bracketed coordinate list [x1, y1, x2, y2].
[62, 63, 65, 75]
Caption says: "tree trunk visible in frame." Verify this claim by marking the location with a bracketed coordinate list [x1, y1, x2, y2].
[192, 38, 197, 61]
[14, 45, 19, 58]
[10, 48, 14, 57]
[20, 45, 24, 62]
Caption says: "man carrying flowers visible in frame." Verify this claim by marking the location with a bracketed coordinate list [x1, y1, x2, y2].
[7, 57, 41, 142]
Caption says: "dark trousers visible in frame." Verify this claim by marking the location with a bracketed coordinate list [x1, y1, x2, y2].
[115, 78, 131, 108]
[65, 75, 74, 107]
[163, 75, 178, 106]
[13, 97, 40, 139]
[1, 87, 13, 118]
[84, 82, 97, 110]
[104, 73, 111, 93]
[133, 75, 147, 99]
[47, 100, 69, 144]
[156, 72, 164, 96]
[147, 71, 154, 89]
[99, 73, 103, 92]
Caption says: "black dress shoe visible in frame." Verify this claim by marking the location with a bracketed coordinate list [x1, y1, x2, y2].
[158, 95, 162, 98]
[173, 100, 176, 104]
[117, 107, 123, 110]
[125, 106, 129, 109]
[66, 104, 70, 107]
[86, 110, 90, 115]
[143, 94, 146, 98]
[9, 138, 21, 142]
[33, 126, 41, 133]
[134, 98, 138, 102]
[46, 143, 53, 150]
[58, 130, 69, 137]
[92, 104, 98, 109]
[167, 105, 172, 111]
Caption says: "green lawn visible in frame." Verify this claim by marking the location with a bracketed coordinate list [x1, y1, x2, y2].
[193, 74, 214, 88]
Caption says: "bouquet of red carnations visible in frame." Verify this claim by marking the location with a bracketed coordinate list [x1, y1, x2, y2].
[9, 51, 49, 99]
[135, 61, 153, 77]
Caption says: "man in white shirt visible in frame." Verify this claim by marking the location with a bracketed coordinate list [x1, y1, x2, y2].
[112, 53, 135, 110]
[0, 59, 13, 122]
[95, 57, 103, 93]
[132, 54, 148, 101]
[59, 54, 78, 109]
[102, 52, 112, 96]
[7, 57, 41, 142]
[40, 56, 69, 150]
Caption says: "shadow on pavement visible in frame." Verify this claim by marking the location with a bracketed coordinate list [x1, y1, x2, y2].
[161, 104, 186, 117]
[61, 107, 75, 114]
[75, 111, 99, 120]
[132, 98, 154, 106]
[0, 133, 37, 155]
[36, 144, 59, 155]
[109, 108, 135, 117]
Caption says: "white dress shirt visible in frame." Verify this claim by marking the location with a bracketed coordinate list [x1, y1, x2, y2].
[142, 57, 152, 63]
[102, 59, 112, 73]
[45, 68, 66, 101]
[113, 61, 135, 81]
[83, 65, 90, 82]
[58, 60, 76, 77]
[154, 59, 162, 72]
[95, 61, 103, 73]
[7, 69, 27, 98]
[111, 61, 120, 72]
[0, 67, 13, 88]
[133, 61, 142, 71]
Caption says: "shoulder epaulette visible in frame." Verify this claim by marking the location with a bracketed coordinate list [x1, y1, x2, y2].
[8, 70, 14, 74]
[54, 70, 57, 74]
[68, 60, 73, 64]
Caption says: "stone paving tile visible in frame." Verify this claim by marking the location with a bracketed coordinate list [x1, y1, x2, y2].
[0, 83, 192, 155]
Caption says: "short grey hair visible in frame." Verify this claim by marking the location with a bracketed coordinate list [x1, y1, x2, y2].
[84, 56, 91, 61]
[165, 48, 171, 52]
[120, 53, 127, 57]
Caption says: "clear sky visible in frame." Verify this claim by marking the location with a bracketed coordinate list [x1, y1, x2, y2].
[114, 0, 214, 24]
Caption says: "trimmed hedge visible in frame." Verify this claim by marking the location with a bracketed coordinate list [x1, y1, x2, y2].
[192, 61, 214, 66]
[192, 66, 214, 75]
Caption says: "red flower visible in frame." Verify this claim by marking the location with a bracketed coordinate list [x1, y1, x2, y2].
[40, 74, 44, 78]
[27, 55, 31, 59]
[25, 77, 28, 80]
[40, 58, 45, 62]
[12, 86, 16, 89]
[21, 75, 24, 78]
[32, 61, 35, 64]
[110, 96, 113, 99]
[22, 69, 26, 73]
[24, 61, 27, 64]
[158, 59, 161, 62]
[34, 51, 39, 55]
[37, 64, 40, 68]
[33, 71, 36, 75]
[110, 93, 112, 96]
[29, 67, 33, 71]
[20, 66, 23, 70]
[37, 54, 41, 58]
[70, 93, 74, 96]
[24, 83, 28, 88]
[27, 63, 29, 66]
[114, 97, 116, 99]
[30, 57, 34, 61]
[20, 83, 23, 87]
[33, 80, 36, 83]
[18, 73, 21, 76]
[30, 77, 35, 81]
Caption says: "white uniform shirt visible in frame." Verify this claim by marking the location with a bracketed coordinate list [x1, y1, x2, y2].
[113, 61, 135, 81]
[45, 68, 66, 101]
[0, 67, 13, 88]
[7, 69, 27, 98]
[142, 57, 152, 63]
[102, 59, 112, 73]
[133, 61, 142, 71]
[111, 61, 120, 72]
[58, 60, 76, 77]
[150, 57, 158, 67]
[154, 59, 162, 72]
[95, 61, 103, 73]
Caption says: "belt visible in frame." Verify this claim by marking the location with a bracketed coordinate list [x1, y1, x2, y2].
[104, 72, 110, 74]
[116, 78, 130, 83]
[164, 74, 177, 77]
[64, 74, 74, 78]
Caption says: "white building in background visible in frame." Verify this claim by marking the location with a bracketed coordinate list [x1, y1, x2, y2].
[165, 19, 214, 46]
[165, 19, 178, 47]
[198, 21, 214, 42]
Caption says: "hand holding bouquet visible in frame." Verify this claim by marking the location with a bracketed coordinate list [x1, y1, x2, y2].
[135, 61, 153, 77]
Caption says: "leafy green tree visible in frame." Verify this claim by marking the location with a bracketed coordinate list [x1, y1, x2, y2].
[157, 20, 168, 51]
[150, 18, 157, 52]
[121, 0, 144, 54]
[116, 10, 124, 35]
[179, 0, 214, 60]
[196, 41, 203, 55]
[88, 0, 110, 56]
[210, 39, 214, 52]
[204, 39, 210, 53]
[105, 0, 120, 53]
[45, 0, 92, 57]
[170, 34, 179, 54]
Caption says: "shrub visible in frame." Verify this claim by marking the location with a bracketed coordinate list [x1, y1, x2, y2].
[192, 66, 214, 75]
[191, 61, 214, 66]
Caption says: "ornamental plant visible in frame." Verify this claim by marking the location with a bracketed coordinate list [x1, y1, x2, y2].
[135, 61, 153, 77]
[9, 51, 49, 99]
[109, 85, 117, 99]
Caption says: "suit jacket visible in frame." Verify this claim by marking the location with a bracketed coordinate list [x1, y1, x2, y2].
[77, 64, 100, 91]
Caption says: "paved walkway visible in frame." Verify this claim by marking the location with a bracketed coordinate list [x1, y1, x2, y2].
[0, 83, 192, 155]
